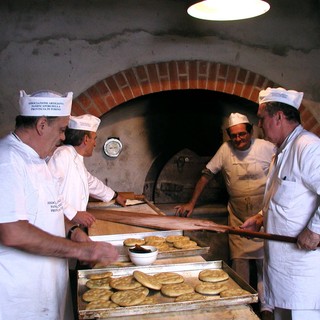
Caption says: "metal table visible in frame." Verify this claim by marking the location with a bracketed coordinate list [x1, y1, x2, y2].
[84, 203, 259, 320]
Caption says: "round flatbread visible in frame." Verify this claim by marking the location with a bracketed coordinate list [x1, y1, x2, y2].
[220, 288, 251, 298]
[123, 238, 146, 247]
[153, 272, 184, 284]
[166, 235, 190, 243]
[133, 270, 162, 290]
[82, 288, 113, 302]
[173, 240, 198, 249]
[195, 282, 228, 295]
[111, 289, 147, 307]
[130, 286, 150, 296]
[153, 243, 173, 252]
[161, 283, 194, 297]
[139, 296, 156, 305]
[144, 236, 166, 244]
[109, 275, 142, 290]
[175, 292, 206, 302]
[106, 261, 133, 268]
[88, 271, 113, 280]
[86, 277, 112, 289]
[198, 269, 229, 283]
[85, 299, 118, 310]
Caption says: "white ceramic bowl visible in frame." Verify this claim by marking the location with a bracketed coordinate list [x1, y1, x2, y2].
[127, 245, 158, 266]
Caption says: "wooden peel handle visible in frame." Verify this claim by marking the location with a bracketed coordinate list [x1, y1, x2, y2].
[227, 227, 297, 243]
[204, 224, 320, 247]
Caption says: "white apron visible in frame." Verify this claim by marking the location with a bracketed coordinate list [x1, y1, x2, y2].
[206, 139, 274, 260]
[228, 151, 266, 259]
[0, 134, 72, 320]
[262, 126, 320, 309]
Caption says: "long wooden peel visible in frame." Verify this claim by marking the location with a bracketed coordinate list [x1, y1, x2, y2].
[90, 209, 222, 231]
[194, 221, 320, 246]
[142, 197, 166, 216]
[89, 209, 318, 246]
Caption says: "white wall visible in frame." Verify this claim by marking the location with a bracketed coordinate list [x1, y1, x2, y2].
[0, 0, 319, 137]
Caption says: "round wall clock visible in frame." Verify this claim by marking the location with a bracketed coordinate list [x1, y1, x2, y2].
[103, 137, 122, 158]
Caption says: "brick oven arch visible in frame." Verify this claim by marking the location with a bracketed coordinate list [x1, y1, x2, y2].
[72, 60, 318, 134]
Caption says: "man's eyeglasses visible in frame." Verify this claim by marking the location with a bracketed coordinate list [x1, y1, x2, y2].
[230, 132, 248, 140]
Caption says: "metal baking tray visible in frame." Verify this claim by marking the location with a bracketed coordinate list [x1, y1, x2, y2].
[77, 260, 258, 319]
[90, 230, 209, 262]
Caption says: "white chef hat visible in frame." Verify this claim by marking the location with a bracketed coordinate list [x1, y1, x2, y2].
[228, 113, 250, 128]
[19, 90, 73, 116]
[68, 114, 101, 132]
[259, 87, 304, 109]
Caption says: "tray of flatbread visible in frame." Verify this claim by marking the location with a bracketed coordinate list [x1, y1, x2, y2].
[77, 260, 258, 319]
[89, 230, 209, 263]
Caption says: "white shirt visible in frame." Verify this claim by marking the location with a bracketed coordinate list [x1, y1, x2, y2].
[48, 145, 115, 219]
[263, 125, 320, 309]
[206, 138, 275, 259]
[0, 133, 69, 320]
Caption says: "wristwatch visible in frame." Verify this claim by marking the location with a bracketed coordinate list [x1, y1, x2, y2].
[67, 224, 80, 239]
[112, 191, 118, 200]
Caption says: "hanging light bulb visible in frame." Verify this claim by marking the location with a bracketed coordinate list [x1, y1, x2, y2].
[187, 0, 270, 21]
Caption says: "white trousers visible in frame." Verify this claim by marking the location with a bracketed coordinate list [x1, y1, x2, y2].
[274, 308, 320, 320]
[232, 258, 272, 312]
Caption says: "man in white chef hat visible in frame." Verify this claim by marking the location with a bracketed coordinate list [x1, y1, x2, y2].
[48, 114, 126, 228]
[242, 87, 320, 320]
[0, 90, 119, 320]
[176, 111, 275, 319]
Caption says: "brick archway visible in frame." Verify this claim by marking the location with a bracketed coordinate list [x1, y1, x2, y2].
[72, 60, 318, 134]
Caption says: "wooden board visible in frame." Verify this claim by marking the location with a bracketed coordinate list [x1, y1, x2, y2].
[88, 203, 163, 236]
[89, 209, 225, 232]
[89, 220, 156, 236]
[89, 209, 315, 246]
